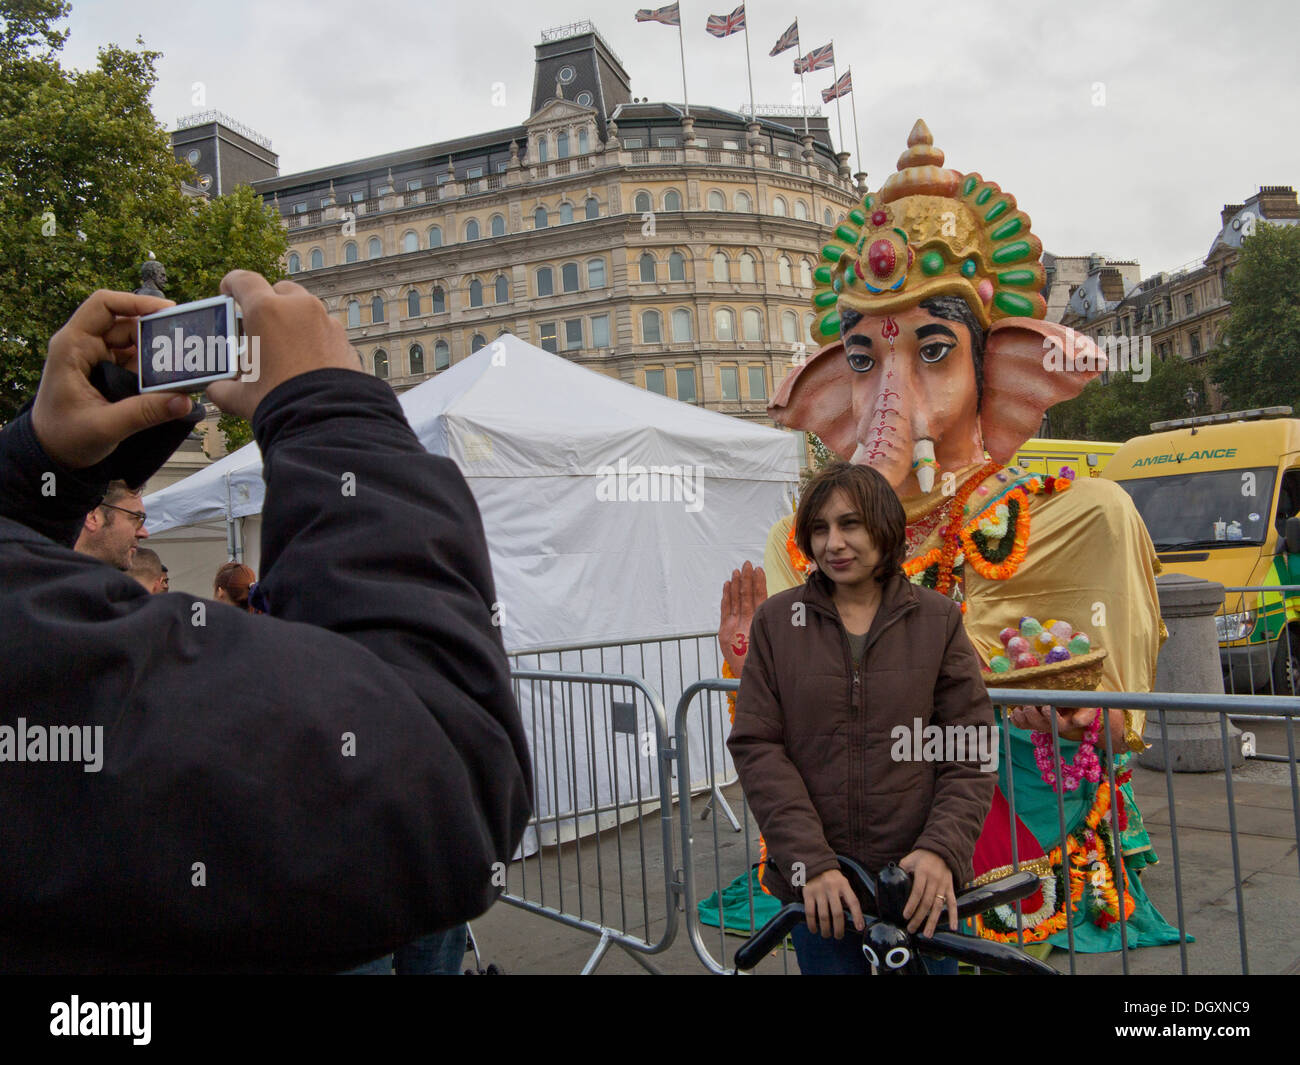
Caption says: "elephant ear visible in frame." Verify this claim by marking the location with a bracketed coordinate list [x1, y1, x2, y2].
[980, 319, 1106, 464]
[768, 340, 858, 459]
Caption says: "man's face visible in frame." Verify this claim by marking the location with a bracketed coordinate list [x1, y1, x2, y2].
[839, 304, 984, 496]
[84, 494, 149, 571]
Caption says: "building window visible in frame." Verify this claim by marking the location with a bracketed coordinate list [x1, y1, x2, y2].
[735, 191, 752, 212]
[639, 253, 656, 282]
[587, 258, 606, 288]
[794, 200, 809, 221]
[371, 296, 385, 323]
[623, 138, 644, 149]
[657, 136, 679, 148]
[823, 208, 833, 225]
[740, 252, 756, 283]
[782, 310, 798, 344]
[591, 314, 610, 348]
[539, 322, 558, 353]
[646, 369, 666, 395]
[564, 319, 583, 351]
[368, 237, 382, 259]
[672, 308, 693, 343]
[406, 179, 422, 191]
[469, 279, 483, 307]
[428, 226, 442, 248]
[469, 334, 486, 353]
[715, 308, 735, 341]
[403, 231, 418, 253]
[409, 344, 424, 375]
[708, 190, 726, 211]
[350, 190, 366, 203]
[407, 290, 421, 317]
[186, 148, 200, 165]
[778, 256, 793, 286]
[559, 202, 574, 225]
[748, 365, 766, 400]
[310, 248, 324, 270]
[534, 206, 548, 229]
[434, 340, 450, 370]
[669, 251, 686, 281]
[578, 128, 589, 152]
[634, 190, 652, 213]
[536, 267, 553, 297]
[712, 252, 728, 283]
[1190, 331, 1201, 357]
[1185, 292, 1195, 315]
[374, 350, 389, 378]
[490, 214, 506, 237]
[642, 310, 662, 344]
[436, 174, 451, 186]
[721, 366, 739, 401]
[743, 308, 762, 342]
[562, 262, 580, 292]
[432, 286, 446, 313]
[800, 259, 813, 288]
[465, 219, 480, 242]
[722, 140, 739, 151]
[558, 65, 575, 83]
[495, 275, 509, 303]
[585, 197, 599, 219]
[538, 138, 548, 162]
[376, 184, 393, 197]
[287, 252, 300, 273]
[556, 132, 569, 158]
[664, 189, 682, 211]
[772, 196, 788, 217]
[344, 241, 358, 263]
[347, 300, 360, 328]
[676, 367, 696, 403]
[320, 195, 334, 209]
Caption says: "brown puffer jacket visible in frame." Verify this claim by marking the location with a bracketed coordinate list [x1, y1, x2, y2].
[727, 568, 995, 906]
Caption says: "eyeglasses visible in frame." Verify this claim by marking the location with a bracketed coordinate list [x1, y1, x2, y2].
[101, 502, 147, 529]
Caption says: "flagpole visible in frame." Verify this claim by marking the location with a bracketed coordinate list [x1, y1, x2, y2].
[797, 23, 808, 137]
[830, 40, 845, 157]
[849, 65, 862, 176]
[677, 12, 690, 116]
[742, 10, 757, 126]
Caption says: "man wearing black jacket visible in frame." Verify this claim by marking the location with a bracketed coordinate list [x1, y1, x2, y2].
[0, 272, 532, 973]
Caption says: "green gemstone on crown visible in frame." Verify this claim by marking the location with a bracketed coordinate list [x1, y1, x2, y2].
[961, 175, 977, 196]
[994, 291, 1035, 317]
[863, 195, 874, 209]
[921, 251, 945, 276]
[848, 208, 866, 225]
[892, 227, 908, 245]
[991, 240, 1031, 264]
[814, 265, 833, 284]
[822, 245, 844, 262]
[975, 187, 993, 206]
[991, 217, 1023, 241]
[984, 201, 1008, 222]
[834, 225, 858, 244]
[813, 290, 838, 308]
[832, 277, 842, 293]
[961, 259, 978, 278]
[817, 311, 841, 338]
[997, 269, 1036, 286]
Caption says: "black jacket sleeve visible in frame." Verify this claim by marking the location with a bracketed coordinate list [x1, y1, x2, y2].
[0, 369, 532, 974]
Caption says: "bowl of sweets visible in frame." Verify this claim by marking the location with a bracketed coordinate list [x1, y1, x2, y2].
[980, 616, 1107, 691]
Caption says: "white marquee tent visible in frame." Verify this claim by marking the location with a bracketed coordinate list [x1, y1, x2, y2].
[143, 336, 802, 845]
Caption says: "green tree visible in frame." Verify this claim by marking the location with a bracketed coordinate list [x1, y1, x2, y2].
[0, 0, 286, 423]
[1210, 223, 1300, 410]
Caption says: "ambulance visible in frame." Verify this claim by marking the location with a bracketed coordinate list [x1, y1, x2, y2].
[1014, 438, 1120, 480]
[1102, 406, 1300, 693]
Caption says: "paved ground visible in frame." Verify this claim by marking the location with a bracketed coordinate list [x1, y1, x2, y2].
[465, 718, 1299, 976]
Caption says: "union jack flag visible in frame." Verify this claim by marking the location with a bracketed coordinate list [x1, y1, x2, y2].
[706, 5, 746, 37]
[769, 20, 799, 56]
[794, 42, 833, 74]
[635, 3, 680, 25]
[821, 69, 852, 103]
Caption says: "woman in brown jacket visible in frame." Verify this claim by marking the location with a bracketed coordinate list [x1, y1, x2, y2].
[727, 462, 995, 974]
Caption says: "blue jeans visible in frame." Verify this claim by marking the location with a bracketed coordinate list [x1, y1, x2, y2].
[791, 925, 959, 975]
[346, 924, 468, 975]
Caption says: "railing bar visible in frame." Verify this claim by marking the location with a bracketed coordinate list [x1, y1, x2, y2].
[1157, 708, 1191, 975]
[1218, 713, 1250, 974]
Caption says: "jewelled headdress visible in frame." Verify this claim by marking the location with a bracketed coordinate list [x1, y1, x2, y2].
[810, 120, 1047, 344]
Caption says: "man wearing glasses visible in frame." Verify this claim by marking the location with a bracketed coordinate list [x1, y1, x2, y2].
[74, 479, 150, 571]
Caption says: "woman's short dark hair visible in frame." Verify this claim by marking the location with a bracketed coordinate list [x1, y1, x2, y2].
[795, 462, 906, 583]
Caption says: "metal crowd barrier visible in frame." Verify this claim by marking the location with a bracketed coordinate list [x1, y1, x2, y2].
[499, 669, 678, 974]
[1216, 585, 1300, 703]
[672, 681, 1300, 976]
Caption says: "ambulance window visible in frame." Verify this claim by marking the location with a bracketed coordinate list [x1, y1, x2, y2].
[1276, 471, 1300, 535]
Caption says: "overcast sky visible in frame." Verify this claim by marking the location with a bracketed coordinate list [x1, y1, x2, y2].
[57, 0, 1300, 278]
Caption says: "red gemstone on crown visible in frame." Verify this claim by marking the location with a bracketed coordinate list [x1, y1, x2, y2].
[871, 209, 888, 226]
[867, 239, 896, 278]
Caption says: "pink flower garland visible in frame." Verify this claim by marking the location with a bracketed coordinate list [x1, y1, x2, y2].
[1032, 708, 1103, 791]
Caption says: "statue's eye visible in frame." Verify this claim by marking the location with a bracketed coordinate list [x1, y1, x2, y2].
[847, 351, 875, 373]
[919, 341, 954, 364]
[861, 944, 880, 967]
[885, 946, 911, 968]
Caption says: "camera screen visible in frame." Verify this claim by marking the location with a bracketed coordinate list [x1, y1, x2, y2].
[139, 302, 235, 390]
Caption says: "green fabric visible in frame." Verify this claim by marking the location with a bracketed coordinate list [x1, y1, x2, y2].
[997, 720, 1190, 952]
[698, 868, 784, 935]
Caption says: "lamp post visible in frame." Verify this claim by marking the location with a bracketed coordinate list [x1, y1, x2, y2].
[1184, 386, 1198, 414]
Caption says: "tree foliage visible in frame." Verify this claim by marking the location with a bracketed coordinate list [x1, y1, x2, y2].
[0, 0, 287, 422]
[1210, 223, 1300, 411]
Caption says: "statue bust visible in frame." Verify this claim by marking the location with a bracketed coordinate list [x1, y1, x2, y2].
[136, 259, 167, 298]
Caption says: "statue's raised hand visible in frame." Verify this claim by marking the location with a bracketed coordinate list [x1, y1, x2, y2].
[718, 561, 767, 679]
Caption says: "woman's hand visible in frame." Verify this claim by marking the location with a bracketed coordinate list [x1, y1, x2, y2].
[899, 849, 957, 937]
[1005, 705, 1126, 747]
[801, 869, 865, 939]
